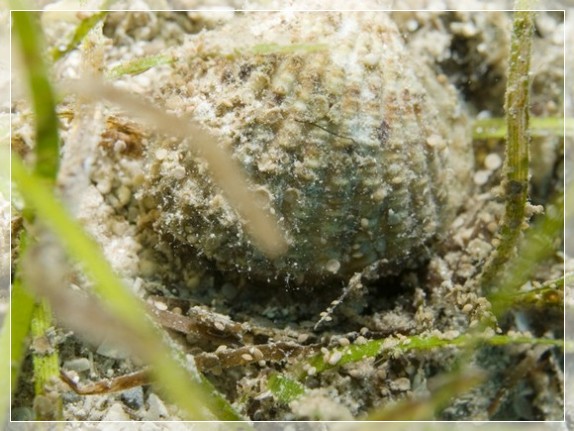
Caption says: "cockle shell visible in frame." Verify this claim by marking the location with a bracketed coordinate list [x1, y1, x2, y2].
[144, 12, 473, 286]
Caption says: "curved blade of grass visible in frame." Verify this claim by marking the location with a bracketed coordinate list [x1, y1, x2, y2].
[8, 278, 35, 391]
[51, 11, 108, 62]
[12, 11, 68, 419]
[5, 270, 36, 423]
[11, 153, 242, 420]
[12, 11, 59, 182]
[303, 333, 563, 376]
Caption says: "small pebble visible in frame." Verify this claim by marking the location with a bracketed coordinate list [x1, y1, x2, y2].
[484, 153, 502, 170]
[97, 339, 129, 359]
[154, 301, 168, 311]
[426, 134, 445, 149]
[325, 258, 341, 274]
[116, 185, 131, 207]
[297, 333, 309, 343]
[146, 393, 169, 420]
[338, 337, 351, 347]
[102, 402, 131, 421]
[473, 170, 490, 186]
[172, 165, 186, 180]
[406, 19, 419, 32]
[241, 353, 254, 362]
[120, 386, 145, 410]
[360, 217, 370, 228]
[250, 347, 264, 361]
[63, 358, 91, 373]
[155, 148, 168, 160]
[328, 351, 343, 365]
[376, 368, 387, 380]
[113, 139, 127, 153]
[390, 377, 411, 392]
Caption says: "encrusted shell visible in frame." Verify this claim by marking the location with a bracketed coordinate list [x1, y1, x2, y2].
[145, 12, 473, 286]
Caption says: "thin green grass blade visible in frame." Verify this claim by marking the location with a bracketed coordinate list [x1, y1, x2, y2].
[10, 280, 35, 389]
[12, 11, 59, 182]
[107, 53, 175, 79]
[12, 11, 66, 419]
[52, 11, 108, 61]
[11, 153, 242, 420]
[303, 333, 563, 376]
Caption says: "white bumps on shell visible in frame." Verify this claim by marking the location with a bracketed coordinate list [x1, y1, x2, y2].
[145, 11, 474, 286]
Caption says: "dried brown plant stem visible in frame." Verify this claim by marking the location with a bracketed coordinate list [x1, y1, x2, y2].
[60, 369, 151, 396]
[478, 7, 534, 295]
[61, 340, 315, 395]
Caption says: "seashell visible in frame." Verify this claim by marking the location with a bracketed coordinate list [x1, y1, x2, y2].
[144, 11, 473, 286]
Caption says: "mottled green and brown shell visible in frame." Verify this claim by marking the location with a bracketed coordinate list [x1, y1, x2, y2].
[145, 11, 473, 286]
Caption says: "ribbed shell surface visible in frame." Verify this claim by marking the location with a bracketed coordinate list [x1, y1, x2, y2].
[146, 12, 473, 286]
